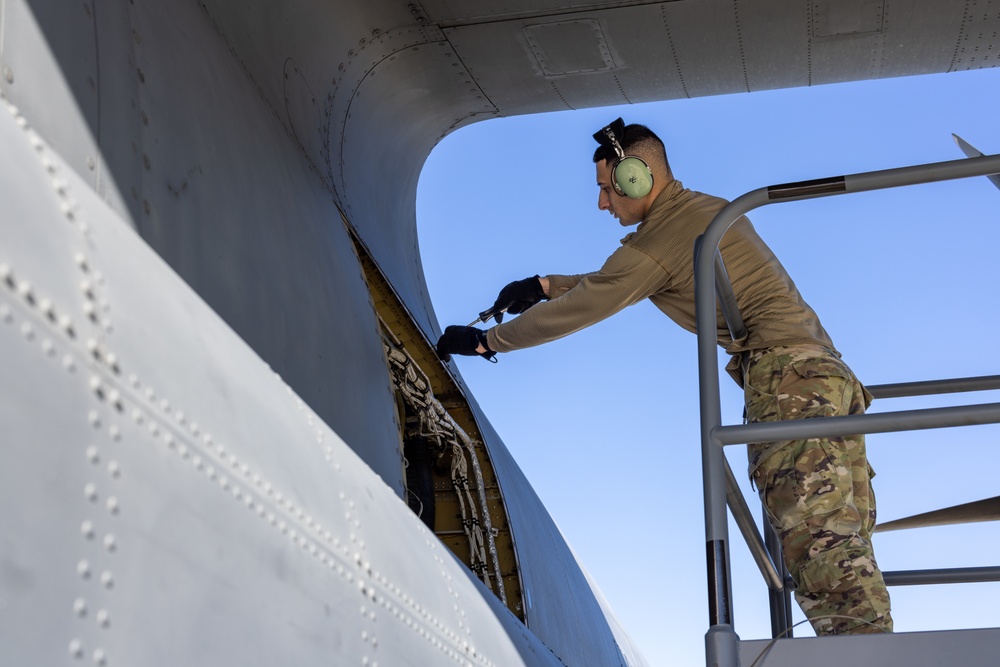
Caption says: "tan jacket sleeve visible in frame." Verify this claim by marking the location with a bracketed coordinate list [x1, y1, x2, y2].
[486, 244, 672, 353]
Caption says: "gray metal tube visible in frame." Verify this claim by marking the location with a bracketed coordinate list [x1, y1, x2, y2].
[763, 520, 794, 639]
[884, 566, 1000, 587]
[713, 402, 1000, 445]
[725, 459, 784, 591]
[714, 248, 748, 342]
[694, 153, 1000, 667]
[868, 375, 1000, 399]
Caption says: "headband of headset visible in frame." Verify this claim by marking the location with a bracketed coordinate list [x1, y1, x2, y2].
[592, 118, 653, 199]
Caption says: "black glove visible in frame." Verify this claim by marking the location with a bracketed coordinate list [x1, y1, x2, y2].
[491, 275, 547, 323]
[436, 326, 496, 362]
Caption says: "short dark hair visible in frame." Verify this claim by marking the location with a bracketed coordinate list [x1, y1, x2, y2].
[592, 123, 668, 170]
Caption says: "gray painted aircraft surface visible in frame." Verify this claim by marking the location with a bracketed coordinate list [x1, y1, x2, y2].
[1, 1, 998, 666]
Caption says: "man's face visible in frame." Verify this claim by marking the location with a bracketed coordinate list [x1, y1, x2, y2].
[596, 160, 645, 226]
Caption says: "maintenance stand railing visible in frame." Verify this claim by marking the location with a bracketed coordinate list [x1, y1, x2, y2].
[693, 151, 1000, 667]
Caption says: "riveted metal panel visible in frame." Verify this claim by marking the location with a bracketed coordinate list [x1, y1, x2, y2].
[334, 37, 498, 335]
[737, 1, 811, 91]
[118, 0, 405, 491]
[444, 5, 688, 114]
[421, 0, 660, 26]
[876, 0, 966, 78]
[950, 0, 1000, 71]
[0, 103, 539, 667]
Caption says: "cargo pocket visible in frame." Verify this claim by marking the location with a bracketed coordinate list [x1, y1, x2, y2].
[756, 435, 855, 540]
[777, 357, 854, 421]
[796, 541, 855, 594]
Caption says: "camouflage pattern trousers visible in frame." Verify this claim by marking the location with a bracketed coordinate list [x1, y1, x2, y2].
[743, 345, 893, 635]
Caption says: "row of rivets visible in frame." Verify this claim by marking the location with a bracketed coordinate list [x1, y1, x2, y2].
[73, 377, 126, 663]
[1, 224, 490, 667]
[3, 97, 93, 236]
[0, 262, 79, 341]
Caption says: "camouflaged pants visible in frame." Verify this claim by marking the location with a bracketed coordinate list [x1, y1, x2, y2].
[744, 345, 893, 635]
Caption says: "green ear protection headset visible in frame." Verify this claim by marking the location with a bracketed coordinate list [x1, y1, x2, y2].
[593, 118, 654, 199]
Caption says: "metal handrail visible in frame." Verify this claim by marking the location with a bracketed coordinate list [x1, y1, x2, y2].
[694, 152, 1000, 667]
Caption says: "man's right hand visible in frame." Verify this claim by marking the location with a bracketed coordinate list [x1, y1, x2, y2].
[491, 276, 548, 323]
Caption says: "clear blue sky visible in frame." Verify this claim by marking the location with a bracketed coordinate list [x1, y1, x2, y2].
[417, 68, 1000, 666]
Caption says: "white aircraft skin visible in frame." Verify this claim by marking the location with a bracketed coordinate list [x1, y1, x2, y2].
[0, 1, 645, 665]
[0, 101, 545, 667]
[1, 1, 998, 665]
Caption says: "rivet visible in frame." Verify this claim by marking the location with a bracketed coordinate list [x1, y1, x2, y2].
[85, 446, 100, 464]
[21, 321, 34, 341]
[84, 483, 98, 502]
[100, 571, 114, 589]
[106, 497, 119, 515]
[109, 425, 121, 442]
[42, 339, 56, 357]
[0, 304, 11, 324]
[60, 315, 76, 338]
[81, 520, 95, 539]
[96, 609, 110, 628]
[73, 598, 88, 617]
[92, 647, 107, 665]
[63, 355, 77, 373]
[69, 639, 84, 659]
[107, 461, 121, 479]
[77, 560, 92, 579]
[88, 411, 101, 429]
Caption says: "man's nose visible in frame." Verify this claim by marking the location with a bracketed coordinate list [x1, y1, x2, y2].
[598, 191, 609, 210]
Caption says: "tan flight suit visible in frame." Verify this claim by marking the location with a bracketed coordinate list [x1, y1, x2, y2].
[486, 179, 892, 634]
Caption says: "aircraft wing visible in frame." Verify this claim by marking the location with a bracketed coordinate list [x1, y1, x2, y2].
[952, 134, 1000, 191]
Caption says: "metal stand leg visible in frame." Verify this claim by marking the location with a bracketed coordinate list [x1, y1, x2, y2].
[763, 520, 794, 638]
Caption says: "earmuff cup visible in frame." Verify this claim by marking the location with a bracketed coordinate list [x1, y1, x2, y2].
[595, 118, 654, 200]
[612, 155, 653, 199]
